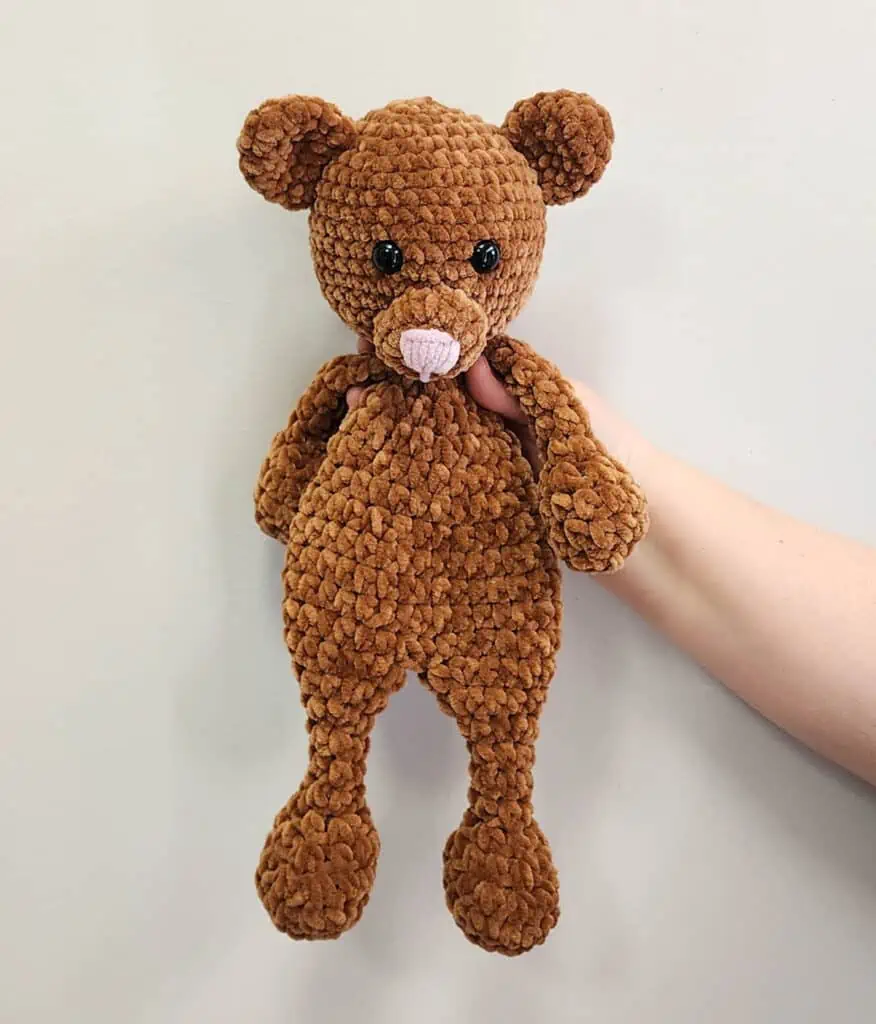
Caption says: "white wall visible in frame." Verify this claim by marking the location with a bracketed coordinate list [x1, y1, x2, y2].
[2, 2, 875, 1021]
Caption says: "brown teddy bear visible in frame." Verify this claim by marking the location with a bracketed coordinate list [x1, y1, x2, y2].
[237, 91, 648, 956]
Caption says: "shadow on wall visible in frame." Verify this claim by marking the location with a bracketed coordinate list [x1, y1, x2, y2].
[162, 198, 480, 1017]
[5, 197, 343, 1022]
[166, 197, 876, 1019]
[668, 655, 876, 893]
[163, 198, 374, 1015]
[174, 197, 351, 770]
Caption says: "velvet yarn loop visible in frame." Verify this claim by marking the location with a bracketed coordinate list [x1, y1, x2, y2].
[237, 90, 647, 955]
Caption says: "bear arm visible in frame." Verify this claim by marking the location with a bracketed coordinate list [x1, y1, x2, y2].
[486, 336, 648, 573]
[254, 352, 389, 543]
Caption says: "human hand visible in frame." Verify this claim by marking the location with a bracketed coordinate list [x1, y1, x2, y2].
[346, 339, 542, 473]
[345, 340, 646, 483]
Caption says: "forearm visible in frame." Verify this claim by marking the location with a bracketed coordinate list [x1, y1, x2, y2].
[580, 385, 876, 785]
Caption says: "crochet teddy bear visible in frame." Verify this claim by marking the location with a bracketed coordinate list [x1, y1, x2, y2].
[237, 90, 648, 956]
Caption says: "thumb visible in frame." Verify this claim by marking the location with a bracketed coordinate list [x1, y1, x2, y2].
[464, 356, 528, 424]
[345, 386, 365, 413]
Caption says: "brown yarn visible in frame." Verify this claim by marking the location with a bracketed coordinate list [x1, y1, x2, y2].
[373, 284, 487, 379]
[501, 90, 614, 206]
[239, 92, 647, 955]
[238, 96, 358, 210]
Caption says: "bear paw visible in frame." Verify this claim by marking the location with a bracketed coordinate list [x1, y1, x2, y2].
[539, 455, 648, 573]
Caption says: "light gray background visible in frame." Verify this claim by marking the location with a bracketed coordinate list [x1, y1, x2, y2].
[2, 2, 875, 1022]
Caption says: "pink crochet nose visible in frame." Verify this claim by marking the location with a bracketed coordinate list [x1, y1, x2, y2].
[399, 329, 461, 383]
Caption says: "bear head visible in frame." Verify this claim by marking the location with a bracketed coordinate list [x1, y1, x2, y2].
[237, 91, 613, 382]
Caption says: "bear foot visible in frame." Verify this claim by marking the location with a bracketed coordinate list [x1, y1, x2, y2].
[443, 814, 559, 955]
[256, 806, 379, 940]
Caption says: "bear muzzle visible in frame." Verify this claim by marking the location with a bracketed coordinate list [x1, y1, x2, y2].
[399, 329, 460, 383]
[372, 285, 488, 382]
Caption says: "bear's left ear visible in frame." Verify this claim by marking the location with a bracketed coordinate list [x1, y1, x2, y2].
[501, 90, 614, 206]
[237, 95, 358, 210]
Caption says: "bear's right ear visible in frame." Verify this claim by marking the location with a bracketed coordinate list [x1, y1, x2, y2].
[236, 96, 357, 211]
[501, 90, 614, 206]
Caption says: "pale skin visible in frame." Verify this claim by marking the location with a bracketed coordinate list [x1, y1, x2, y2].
[349, 350, 876, 788]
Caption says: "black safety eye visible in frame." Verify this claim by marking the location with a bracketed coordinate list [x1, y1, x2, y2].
[470, 239, 501, 274]
[372, 240, 404, 275]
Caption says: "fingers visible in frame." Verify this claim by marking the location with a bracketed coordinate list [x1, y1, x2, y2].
[464, 356, 528, 425]
[508, 421, 543, 478]
[346, 386, 365, 412]
[465, 356, 542, 478]
[346, 352, 542, 476]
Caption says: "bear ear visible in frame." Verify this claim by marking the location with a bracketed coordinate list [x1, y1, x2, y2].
[501, 90, 614, 206]
[236, 95, 358, 210]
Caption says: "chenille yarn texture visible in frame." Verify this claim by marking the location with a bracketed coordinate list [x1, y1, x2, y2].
[238, 90, 648, 956]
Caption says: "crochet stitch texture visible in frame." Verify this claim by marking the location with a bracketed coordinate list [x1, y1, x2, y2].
[238, 91, 647, 955]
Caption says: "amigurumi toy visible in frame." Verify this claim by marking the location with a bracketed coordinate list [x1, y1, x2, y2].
[237, 90, 648, 956]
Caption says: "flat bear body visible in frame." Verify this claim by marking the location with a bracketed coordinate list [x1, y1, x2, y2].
[238, 91, 648, 954]
[290, 378, 561, 671]
[274, 377, 561, 952]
